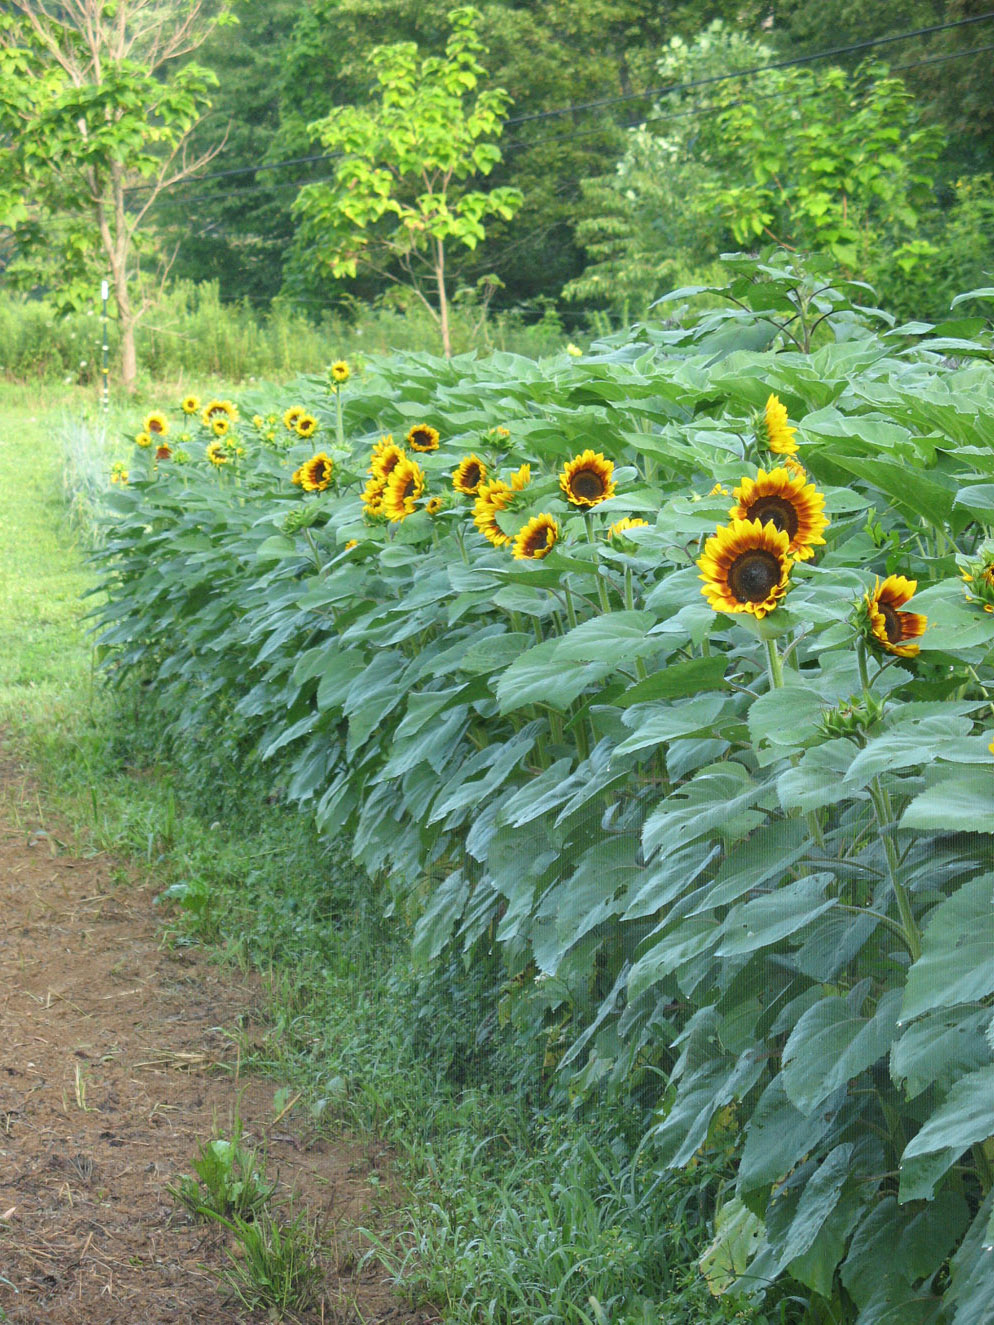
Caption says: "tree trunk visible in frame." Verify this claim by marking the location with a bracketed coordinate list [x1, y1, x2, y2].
[435, 238, 451, 358]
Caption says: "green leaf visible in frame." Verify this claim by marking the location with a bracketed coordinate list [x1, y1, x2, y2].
[781, 988, 902, 1115]
[841, 1193, 970, 1316]
[738, 1075, 847, 1193]
[891, 1007, 993, 1100]
[616, 655, 729, 705]
[716, 874, 837, 958]
[900, 872, 994, 1021]
[612, 694, 730, 757]
[899, 770, 994, 834]
[777, 740, 856, 813]
[899, 1066, 994, 1202]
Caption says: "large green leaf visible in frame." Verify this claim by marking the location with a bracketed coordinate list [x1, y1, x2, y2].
[890, 1006, 993, 1100]
[716, 873, 837, 958]
[899, 1066, 994, 1201]
[781, 987, 902, 1115]
[900, 768, 994, 833]
[900, 871, 994, 1023]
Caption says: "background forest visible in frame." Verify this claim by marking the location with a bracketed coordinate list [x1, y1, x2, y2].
[1, 0, 993, 380]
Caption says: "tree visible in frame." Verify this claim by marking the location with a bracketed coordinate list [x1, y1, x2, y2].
[289, 5, 522, 357]
[0, 0, 235, 391]
[152, 0, 304, 306]
[568, 22, 946, 321]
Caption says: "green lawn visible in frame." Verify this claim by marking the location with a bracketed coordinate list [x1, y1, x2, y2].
[0, 385, 95, 735]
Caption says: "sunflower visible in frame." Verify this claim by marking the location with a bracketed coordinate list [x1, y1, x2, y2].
[510, 463, 531, 491]
[513, 514, 559, 560]
[452, 455, 488, 495]
[560, 450, 616, 507]
[291, 467, 303, 487]
[361, 476, 386, 516]
[202, 399, 237, 428]
[369, 434, 394, 464]
[698, 519, 793, 619]
[181, 394, 200, 415]
[134, 431, 152, 449]
[426, 496, 444, 516]
[406, 423, 440, 453]
[473, 479, 515, 547]
[143, 411, 169, 437]
[381, 457, 426, 522]
[763, 393, 798, 456]
[960, 553, 994, 614]
[370, 443, 407, 482]
[283, 406, 305, 432]
[861, 576, 927, 657]
[300, 452, 334, 492]
[607, 517, 649, 541]
[296, 412, 319, 439]
[110, 462, 128, 486]
[155, 443, 172, 461]
[729, 467, 828, 561]
[212, 415, 231, 437]
[206, 440, 228, 467]
[330, 360, 350, 384]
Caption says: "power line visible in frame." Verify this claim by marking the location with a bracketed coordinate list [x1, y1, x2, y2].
[501, 9, 994, 127]
[126, 10, 994, 199]
[152, 37, 994, 212]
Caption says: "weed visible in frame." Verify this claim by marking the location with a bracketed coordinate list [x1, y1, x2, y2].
[169, 1119, 275, 1222]
[217, 1206, 323, 1317]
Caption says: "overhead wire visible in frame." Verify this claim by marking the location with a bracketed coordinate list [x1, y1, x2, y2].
[150, 37, 994, 212]
[125, 10, 994, 199]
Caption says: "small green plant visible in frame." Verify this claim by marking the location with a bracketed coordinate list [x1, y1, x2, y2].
[217, 1206, 323, 1316]
[169, 1121, 275, 1222]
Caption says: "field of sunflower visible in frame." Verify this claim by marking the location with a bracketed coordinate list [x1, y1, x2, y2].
[91, 257, 994, 1322]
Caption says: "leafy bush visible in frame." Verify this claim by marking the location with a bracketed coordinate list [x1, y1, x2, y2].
[89, 252, 994, 1322]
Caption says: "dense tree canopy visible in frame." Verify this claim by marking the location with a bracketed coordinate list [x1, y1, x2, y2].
[2, 0, 992, 340]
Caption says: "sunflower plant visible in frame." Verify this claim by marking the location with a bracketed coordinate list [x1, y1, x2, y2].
[91, 256, 994, 1324]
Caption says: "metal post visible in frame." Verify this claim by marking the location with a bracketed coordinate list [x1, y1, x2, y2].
[101, 278, 109, 412]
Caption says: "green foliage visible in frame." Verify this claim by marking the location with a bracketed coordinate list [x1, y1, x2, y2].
[570, 23, 947, 322]
[89, 251, 994, 1320]
[218, 1207, 323, 1316]
[170, 1123, 276, 1222]
[290, 5, 522, 355]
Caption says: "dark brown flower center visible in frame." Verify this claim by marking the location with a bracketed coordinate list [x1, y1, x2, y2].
[149, 418, 163, 433]
[728, 549, 783, 603]
[572, 468, 605, 500]
[412, 428, 435, 449]
[462, 462, 481, 488]
[879, 600, 904, 643]
[400, 478, 415, 501]
[527, 526, 552, 554]
[381, 455, 401, 478]
[745, 495, 798, 539]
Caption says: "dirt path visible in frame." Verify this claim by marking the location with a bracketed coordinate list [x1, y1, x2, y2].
[0, 755, 436, 1325]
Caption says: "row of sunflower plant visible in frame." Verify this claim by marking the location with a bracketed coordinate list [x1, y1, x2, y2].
[91, 257, 994, 1324]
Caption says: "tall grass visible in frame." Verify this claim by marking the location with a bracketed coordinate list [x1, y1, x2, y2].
[0, 281, 578, 386]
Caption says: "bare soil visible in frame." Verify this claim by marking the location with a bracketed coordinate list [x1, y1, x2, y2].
[0, 757, 439, 1325]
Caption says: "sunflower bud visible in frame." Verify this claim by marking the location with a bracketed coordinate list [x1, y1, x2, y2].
[816, 693, 885, 742]
[282, 504, 324, 534]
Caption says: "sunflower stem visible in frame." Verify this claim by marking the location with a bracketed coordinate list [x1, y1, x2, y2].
[563, 582, 579, 631]
[335, 385, 344, 449]
[453, 526, 469, 564]
[764, 637, 784, 690]
[868, 776, 922, 961]
[857, 638, 871, 696]
[302, 527, 323, 574]
[624, 565, 635, 613]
